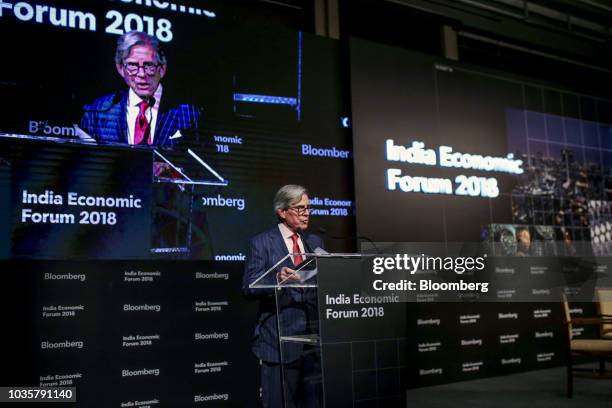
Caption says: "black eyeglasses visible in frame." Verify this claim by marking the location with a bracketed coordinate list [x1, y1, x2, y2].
[288, 205, 311, 215]
[123, 62, 160, 76]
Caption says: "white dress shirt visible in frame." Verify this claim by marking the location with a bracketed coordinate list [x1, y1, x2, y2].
[278, 222, 305, 258]
[126, 84, 162, 145]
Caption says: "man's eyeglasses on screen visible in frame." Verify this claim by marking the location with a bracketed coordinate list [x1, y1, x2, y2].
[123, 62, 160, 76]
[288, 206, 311, 215]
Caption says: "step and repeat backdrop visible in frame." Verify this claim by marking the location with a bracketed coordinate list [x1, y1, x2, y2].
[350, 37, 612, 397]
[1, 260, 257, 406]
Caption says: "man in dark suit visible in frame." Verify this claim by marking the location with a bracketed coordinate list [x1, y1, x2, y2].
[80, 31, 200, 147]
[243, 184, 323, 408]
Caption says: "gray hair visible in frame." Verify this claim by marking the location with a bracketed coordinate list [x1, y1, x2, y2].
[115, 31, 167, 65]
[274, 184, 308, 214]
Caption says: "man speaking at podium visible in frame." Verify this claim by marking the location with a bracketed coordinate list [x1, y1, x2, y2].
[243, 184, 323, 407]
[80, 31, 200, 146]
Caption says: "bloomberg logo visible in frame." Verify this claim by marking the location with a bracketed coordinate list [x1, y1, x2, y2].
[302, 144, 351, 159]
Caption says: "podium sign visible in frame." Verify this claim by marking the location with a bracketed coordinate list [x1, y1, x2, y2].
[251, 253, 408, 408]
[317, 256, 408, 407]
[8, 141, 153, 259]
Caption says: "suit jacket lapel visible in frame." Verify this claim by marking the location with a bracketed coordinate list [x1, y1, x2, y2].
[272, 225, 289, 262]
[118, 91, 128, 144]
[155, 97, 174, 145]
[301, 233, 313, 253]
[259, 227, 289, 286]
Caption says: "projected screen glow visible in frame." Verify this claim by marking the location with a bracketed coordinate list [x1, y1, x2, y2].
[0, 0, 355, 260]
[350, 38, 612, 245]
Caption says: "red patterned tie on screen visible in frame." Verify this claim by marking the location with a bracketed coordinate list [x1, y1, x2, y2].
[134, 100, 151, 145]
[291, 234, 303, 265]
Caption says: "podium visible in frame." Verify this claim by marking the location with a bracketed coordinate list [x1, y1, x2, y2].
[250, 253, 406, 408]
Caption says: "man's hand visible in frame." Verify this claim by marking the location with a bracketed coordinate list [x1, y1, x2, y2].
[153, 161, 183, 179]
[277, 267, 300, 284]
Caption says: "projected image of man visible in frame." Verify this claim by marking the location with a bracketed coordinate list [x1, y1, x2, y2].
[80, 31, 200, 146]
[243, 184, 323, 407]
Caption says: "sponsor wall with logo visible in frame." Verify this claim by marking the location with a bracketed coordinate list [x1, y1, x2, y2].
[1, 261, 256, 406]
